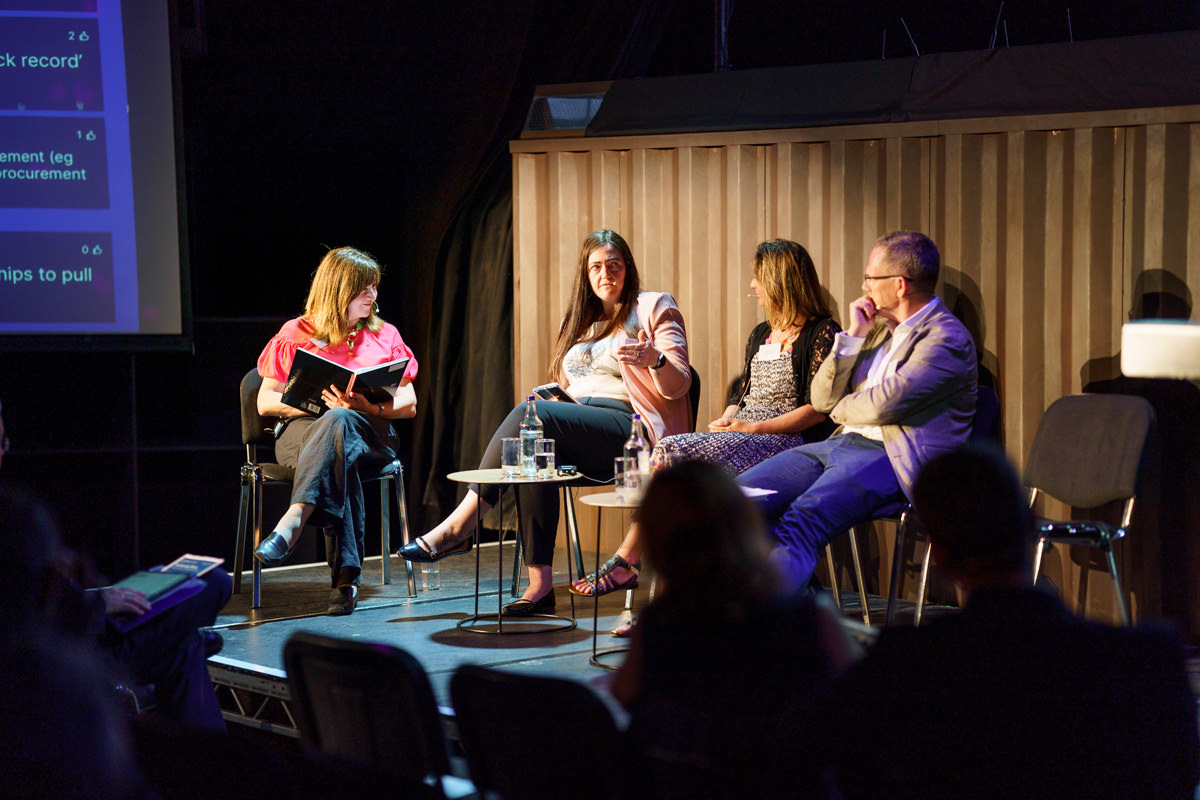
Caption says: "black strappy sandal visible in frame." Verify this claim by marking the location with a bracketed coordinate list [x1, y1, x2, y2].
[568, 554, 640, 597]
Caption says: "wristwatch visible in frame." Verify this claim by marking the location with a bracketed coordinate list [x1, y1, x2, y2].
[650, 352, 667, 370]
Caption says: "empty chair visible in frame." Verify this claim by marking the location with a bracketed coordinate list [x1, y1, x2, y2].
[282, 632, 474, 799]
[1027, 393, 1155, 624]
[450, 664, 623, 800]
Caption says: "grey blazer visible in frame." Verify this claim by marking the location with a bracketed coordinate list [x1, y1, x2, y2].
[810, 296, 977, 500]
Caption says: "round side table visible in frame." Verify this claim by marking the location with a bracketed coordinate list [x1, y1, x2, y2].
[447, 468, 578, 634]
[578, 490, 641, 667]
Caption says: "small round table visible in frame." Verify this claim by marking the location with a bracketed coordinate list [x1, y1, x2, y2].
[447, 468, 578, 634]
[578, 490, 641, 667]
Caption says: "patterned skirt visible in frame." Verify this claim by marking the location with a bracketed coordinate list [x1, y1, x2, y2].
[651, 405, 809, 476]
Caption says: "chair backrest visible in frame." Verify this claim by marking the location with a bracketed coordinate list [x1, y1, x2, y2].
[239, 367, 273, 447]
[969, 383, 1001, 443]
[1024, 393, 1155, 509]
[450, 664, 623, 800]
[283, 632, 452, 784]
[688, 364, 702, 431]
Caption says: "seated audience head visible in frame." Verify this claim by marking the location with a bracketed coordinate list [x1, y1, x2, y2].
[304, 246, 385, 342]
[873, 230, 940, 294]
[638, 460, 780, 608]
[751, 238, 831, 330]
[911, 443, 1033, 589]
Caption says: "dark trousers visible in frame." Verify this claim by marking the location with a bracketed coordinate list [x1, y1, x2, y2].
[737, 433, 904, 590]
[473, 398, 632, 565]
[101, 568, 232, 731]
[274, 409, 395, 586]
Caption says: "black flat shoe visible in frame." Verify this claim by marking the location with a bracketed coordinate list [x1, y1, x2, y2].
[396, 534, 472, 563]
[328, 585, 358, 615]
[253, 532, 297, 567]
[502, 591, 556, 617]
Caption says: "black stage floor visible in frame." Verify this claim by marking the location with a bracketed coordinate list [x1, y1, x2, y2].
[206, 539, 926, 737]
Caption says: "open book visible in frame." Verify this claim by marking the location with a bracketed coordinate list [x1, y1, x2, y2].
[281, 348, 410, 415]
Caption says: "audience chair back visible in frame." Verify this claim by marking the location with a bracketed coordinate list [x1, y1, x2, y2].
[450, 664, 624, 800]
[283, 632, 470, 797]
[1026, 393, 1155, 624]
[233, 368, 415, 607]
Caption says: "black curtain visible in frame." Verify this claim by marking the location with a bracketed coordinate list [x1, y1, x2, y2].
[412, 0, 680, 531]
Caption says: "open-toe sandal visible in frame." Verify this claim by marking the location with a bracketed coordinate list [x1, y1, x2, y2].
[569, 554, 640, 597]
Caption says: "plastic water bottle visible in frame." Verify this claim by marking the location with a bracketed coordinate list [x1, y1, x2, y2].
[624, 413, 650, 476]
[519, 395, 542, 477]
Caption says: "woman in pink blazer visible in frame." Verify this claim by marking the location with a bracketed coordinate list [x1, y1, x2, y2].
[400, 229, 691, 616]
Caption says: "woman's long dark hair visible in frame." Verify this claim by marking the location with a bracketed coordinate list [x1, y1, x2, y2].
[548, 229, 641, 382]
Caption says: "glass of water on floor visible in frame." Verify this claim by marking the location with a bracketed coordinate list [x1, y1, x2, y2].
[421, 562, 440, 591]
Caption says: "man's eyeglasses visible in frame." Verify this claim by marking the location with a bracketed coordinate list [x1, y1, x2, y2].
[863, 274, 910, 282]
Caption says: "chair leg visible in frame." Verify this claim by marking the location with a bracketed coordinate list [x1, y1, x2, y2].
[395, 465, 416, 597]
[1032, 537, 1046, 584]
[823, 544, 842, 610]
[251, 471, 264, 610]
[233, 475, 251, 595]
[914, 538, 933, 627]
[1104, 543, 1130, 625]
[886, 515, 908, 625]
[379, 478, 392, 586]
[847, 525, 871, 626]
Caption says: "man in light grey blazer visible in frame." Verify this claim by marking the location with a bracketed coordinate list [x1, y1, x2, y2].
[739, 231, 977, 589]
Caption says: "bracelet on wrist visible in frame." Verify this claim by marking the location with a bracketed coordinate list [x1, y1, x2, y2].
[650, 352, 667, 370]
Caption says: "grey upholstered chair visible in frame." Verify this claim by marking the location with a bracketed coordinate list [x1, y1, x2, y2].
[1026, 393, 1155, 625]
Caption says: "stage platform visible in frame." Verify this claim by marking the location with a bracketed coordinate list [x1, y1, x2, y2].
[206, 539, 944, 738]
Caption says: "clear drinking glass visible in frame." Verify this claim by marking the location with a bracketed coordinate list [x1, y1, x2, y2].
[501, 437, 521, 478]
[421, 562, 440, 591]
[623, 459, 644, 503]
[614, 455, 643, 503]
[535, 438, 556, 478]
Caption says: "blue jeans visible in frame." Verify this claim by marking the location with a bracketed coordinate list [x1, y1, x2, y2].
[737, 433, 903, 590]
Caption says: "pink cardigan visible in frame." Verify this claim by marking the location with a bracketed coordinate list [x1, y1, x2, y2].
[559, 291, 693, 444]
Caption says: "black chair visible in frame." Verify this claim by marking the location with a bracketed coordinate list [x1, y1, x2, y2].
[233, 368, 415, 608]
[283, 632, 474, 799]
[1027, 393, 1155, 625]
[450, 664, 623, 800]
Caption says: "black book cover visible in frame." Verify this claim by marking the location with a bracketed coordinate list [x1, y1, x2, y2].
[281, 348, 410, 415]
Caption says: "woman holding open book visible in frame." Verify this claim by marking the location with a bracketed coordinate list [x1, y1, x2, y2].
[252, 246, 418, 615]
[398, 229, 691, 617]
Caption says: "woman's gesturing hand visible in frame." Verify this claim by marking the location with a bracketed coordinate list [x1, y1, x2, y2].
[617, 329, 661, 369]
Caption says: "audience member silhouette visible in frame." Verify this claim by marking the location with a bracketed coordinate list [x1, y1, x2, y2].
[817, 444, 1200, 800]
[611, 461, 860, 800]
[0, 399, 231, 731]
[0, 486, 149, 799]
